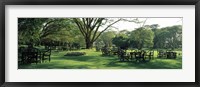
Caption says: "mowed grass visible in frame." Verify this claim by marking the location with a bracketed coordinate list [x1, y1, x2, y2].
[18, 49, 182, 69]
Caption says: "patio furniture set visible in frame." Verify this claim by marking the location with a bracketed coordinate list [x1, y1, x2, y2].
[18, 45, 52, 64]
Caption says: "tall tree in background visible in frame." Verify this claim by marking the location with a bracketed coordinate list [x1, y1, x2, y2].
[73, 18, 121, 49]
[112, 36, 130, 50]
[129, 27, 154, 50]
[96, 31, 116, 47]
[153, 25, 182, 49]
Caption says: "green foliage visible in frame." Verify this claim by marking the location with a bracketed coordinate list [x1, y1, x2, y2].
[129, 27, 154, 49]
[73, 18, 121, 49]
[18, 18, 83, 47]
[118, 30, 131, 38]
[40, 18, 79, 43]
[95, 31, 116, 47]
[18, 18, 182, 51]
[112, 36, 130, 49]
[18, 18, 48, 44]
[153, 25, 182, 49]
[18, 18, 183, 69]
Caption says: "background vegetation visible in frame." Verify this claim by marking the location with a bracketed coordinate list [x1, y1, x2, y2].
[18, 18, 182, 69]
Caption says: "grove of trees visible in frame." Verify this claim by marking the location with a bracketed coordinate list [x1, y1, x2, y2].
[109, 25, 182, 50]
[18, 18, 182, 51]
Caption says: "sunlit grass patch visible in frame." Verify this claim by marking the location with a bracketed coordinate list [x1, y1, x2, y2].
[18, 49, 182, 69]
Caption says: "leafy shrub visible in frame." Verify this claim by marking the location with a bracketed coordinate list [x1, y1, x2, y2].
[64, 52, 86, 56]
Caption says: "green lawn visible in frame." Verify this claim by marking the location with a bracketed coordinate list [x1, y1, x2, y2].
[18, 49, 182, 69]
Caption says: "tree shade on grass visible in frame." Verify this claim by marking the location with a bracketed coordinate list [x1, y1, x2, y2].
[18, 49, 182, 69]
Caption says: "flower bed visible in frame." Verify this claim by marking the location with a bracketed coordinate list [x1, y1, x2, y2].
[64, 52, 86, 56]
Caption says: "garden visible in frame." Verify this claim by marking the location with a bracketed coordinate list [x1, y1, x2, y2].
[18, 18, 182, 69]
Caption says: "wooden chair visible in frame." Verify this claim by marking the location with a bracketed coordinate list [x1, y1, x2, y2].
[29, 48, 41, 64]
[116, 49, 129, 62]
[158, 50, 166, 58]
[42, 46, 51, 62]
[144, 50, 154, 61]
[129, 52, 135, 61]
[101, 47, 111, 56]
[18, 47, 26, 64]
[149, 51, 154, 59]
[135, 51, 146, 62]
[21, 47, 41, 64]
[166, 51, 177, 59]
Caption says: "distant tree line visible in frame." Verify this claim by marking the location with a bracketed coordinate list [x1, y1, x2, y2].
[95, 24, 182, 50]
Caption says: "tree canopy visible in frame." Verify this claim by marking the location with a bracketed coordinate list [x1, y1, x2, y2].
[129, 27, 154, 50]
[18, 18, 182, 51]
[73, 18, 121, 49]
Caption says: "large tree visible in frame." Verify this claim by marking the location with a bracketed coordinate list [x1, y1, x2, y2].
[18, 18, 80, 46]
[18, 18, 48, 45]
[153, 25, 182, 49]
[129, 27, 154, 50]
[73, 18, 121, 49]
[39, 18, 78, 45]
[112, 36, 130, 50]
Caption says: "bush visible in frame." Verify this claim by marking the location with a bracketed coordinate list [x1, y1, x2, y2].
[64, 52, 86, 56]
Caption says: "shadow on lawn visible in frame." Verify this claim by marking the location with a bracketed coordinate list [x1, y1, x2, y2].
[59, 55, 118, 62]
[18, 54, 182, 69]
[105, 58, 182, 69]
[19, 61, 92, 69]
[19, 55, 118, 69]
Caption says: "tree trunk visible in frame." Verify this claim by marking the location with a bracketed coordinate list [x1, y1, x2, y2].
[86, 42, 93, 49]
[85, 38, 93, 49]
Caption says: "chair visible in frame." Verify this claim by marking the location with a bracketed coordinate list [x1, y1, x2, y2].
[134, 52, 140, 62]
[42, 46, 51, 62]
[158, 50, 166, 58]
[146, 50, 154, 59]
[129, 52, 135, 61]
[166, 51, 177, 59]
[149, 51, 154, 59]
[101, 46, 111, 56]
[21, 47, 41, 64]
[29, 48, 41, 64]
[134, 50, 147, 62]
[18, 47, 26, 64]
[117, 49, 129, 62]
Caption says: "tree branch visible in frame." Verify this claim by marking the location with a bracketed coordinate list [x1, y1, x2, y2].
[73, 18, 86, 37]
[142, 18, 148, 28]
[93, 18, 121, 42]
